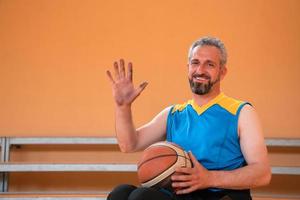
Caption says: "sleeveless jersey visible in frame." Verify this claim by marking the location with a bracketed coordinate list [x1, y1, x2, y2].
[166, 93, 250, 171]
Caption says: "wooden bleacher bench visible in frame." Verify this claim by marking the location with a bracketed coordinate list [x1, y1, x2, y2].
[0, 137, 299, 199]
[0, 137, 137, 192]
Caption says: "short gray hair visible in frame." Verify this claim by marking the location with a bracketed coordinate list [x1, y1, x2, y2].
[188, 36, 227, 66]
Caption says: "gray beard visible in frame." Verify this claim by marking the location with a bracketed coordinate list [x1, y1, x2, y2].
[189, 76, 220, 95]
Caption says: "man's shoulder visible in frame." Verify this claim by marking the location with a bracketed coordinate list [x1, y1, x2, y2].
[218, 94, 251, 116]
[170, 100, 192, 114]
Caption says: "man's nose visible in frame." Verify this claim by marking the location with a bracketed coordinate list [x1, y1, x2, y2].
[195, 64, 206, 73]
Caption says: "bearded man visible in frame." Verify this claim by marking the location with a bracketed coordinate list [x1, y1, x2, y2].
[106, 36, 271, 200]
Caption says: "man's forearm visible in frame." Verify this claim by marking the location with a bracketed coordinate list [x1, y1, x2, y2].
[209, 163, 271, 189]
[115, 105, 138, 152]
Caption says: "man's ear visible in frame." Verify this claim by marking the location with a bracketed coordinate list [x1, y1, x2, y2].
[187, 63, 191, 72]
[220, 66, 227, 80]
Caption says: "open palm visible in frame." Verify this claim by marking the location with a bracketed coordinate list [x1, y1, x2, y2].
[106, 59, 148, 106]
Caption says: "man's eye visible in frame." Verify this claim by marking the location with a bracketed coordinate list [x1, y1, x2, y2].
[191, 62, 199, 66]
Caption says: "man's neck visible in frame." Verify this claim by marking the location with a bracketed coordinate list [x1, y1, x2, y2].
[192, 89, 221, 106]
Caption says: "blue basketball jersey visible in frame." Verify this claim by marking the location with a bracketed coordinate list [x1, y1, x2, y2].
[166, 93, 250, 171]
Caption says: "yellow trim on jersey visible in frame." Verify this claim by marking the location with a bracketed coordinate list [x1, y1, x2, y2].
[217, 95, 244, 115]
[172, 101, 191, 113]
[172, 93, 244, 115]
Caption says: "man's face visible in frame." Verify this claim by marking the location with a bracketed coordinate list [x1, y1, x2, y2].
[188, 45, 226, 95]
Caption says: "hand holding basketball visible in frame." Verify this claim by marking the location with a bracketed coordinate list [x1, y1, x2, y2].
[137, 142, 192, 190]
[106, 59, 148, 107]
[171, 151, 213, 194]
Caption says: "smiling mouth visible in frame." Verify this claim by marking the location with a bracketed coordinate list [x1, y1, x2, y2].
[193, 75, 210, 82]
[195, 77, 207, 81]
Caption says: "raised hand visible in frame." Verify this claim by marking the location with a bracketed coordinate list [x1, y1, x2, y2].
[106, 59, 148, 107]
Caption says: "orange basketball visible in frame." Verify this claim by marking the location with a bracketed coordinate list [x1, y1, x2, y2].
[137, 141, 192, 189]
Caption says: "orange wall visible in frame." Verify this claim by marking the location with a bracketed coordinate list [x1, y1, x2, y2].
[0, 0, 299, 138]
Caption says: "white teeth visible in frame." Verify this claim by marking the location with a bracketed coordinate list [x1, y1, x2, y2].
[196, 77, 206, 80]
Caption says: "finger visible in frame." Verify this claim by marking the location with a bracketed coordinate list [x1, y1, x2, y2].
[171, 173, 192, 181]
[136, 82, 148, 95]
[188, 151, 198, 167]
[114, 61, 120, 80]
[174, 167, 192, 174]
[106, 70, 115, 84]
[172, 180, 192, 189]
[119, 59, 125, 78]
[127, 62, 133, 81]
[176, 185, 196, 195]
